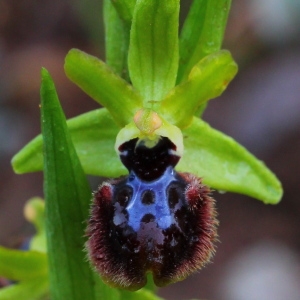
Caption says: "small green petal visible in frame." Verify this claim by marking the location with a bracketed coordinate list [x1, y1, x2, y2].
[64, 49, 142, 127]
[177, 0, 232, 83]
[128, 0, 179, 104]
[159, 50, 238, 128]
[177, 117, 283, 204]
[11, 108, 124, 177]
[0, 276, 49, 300]
[0, 247, 47, 281]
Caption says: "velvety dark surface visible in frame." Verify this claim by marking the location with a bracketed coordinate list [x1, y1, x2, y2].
[118, 137, 179, 181]
[87, 138, 217, 290]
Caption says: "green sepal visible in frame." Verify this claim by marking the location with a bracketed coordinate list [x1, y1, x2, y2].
[128, 0, 179, 103]
[104, 0, 130, 80]
[11, 108, 124, 177]
[178, 0, 232, 83]
[64, 49, 142, 127]
[12, 107, 282, 204]
[41, 69, 120, 300]
[159, 50, 238, 128]
[178, 117, 283, 204]
[0, 276, 49, 300]
[0, 247, 47, 281]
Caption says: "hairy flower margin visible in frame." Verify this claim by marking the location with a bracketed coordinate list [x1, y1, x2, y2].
[4, 0, 283, 299]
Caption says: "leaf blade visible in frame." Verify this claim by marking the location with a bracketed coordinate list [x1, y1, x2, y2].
[41, 69, 120, 300]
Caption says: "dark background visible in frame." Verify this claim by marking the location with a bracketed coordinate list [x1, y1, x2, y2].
[0, 0, 300, 299]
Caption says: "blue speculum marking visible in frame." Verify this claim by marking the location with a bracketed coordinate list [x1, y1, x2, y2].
[115, 137, 183, 232]
[125, 166, 177, 231]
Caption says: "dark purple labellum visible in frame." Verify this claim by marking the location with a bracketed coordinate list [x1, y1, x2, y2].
[118, 137, 180, 181]
[86, 137, 218, 291]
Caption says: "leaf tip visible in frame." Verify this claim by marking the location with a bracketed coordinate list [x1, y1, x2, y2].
[11, 155, 20, 174]
[11, 150, 31, 175]
[40, 68, 53, 85]
[40, 67, 54, 89]
[64, 48, 81, 68]
[265, 181, 284, 205]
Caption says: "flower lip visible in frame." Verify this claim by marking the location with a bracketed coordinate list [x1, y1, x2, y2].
[118, 137, 180, 181]
[86, 168, 218, 291]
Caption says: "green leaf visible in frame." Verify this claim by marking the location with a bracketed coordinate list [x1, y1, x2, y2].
[64, 49, 142, 127]
[128, 0, 179, 104]
[104, 0, 130, 80]
[159, 50, 238, 128]
[177, 0, 232, 83]
[41, 69, 120, 300]
[0, 276, 49, 300]
[12, 108, 124, 177]
[110, 0, 136, 24]
[178, 117, 283, 204]
[0, 247, 47, 281]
